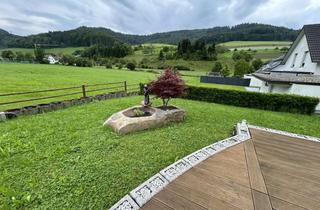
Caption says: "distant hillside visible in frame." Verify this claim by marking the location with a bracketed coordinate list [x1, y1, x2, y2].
[0, 23, 299, 48]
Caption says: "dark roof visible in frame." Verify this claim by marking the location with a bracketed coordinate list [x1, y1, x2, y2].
[282, 24, 320, 64]
[252, 72, 320, 85]
[256, 55, 284, 73]
[304, 24, 320, 62]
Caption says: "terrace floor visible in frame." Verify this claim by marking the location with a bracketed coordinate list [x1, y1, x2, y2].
[142, 128, 320, 210]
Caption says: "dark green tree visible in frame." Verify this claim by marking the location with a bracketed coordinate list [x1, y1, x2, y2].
[234, 59, 251, 77]
[211, 62, 223, 73]
[1, 50, 15, 61]
[208, 43, 216, 55]
[126, 62, 136, 71]
[221, 65, 230, 77]
[232, 50, 253, 62]
[24, 52, 34, 63]
[158, 50, 165, 60]
[252, 59, 263, 71]
[34, 47, 45, 63]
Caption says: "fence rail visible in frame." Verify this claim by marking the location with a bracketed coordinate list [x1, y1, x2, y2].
[0, 81, 140, 110]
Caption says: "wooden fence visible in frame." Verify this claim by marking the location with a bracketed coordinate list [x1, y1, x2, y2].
[0, 81, 139, 112]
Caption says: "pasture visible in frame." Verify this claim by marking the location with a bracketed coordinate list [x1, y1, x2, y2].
[219, 41, 292, 49]
[0, 47, 85, 55]
[0, 63, 244, 110]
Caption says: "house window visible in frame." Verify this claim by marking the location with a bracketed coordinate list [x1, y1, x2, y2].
[300, 51, 309, 67]
[291, 53, 298, 68]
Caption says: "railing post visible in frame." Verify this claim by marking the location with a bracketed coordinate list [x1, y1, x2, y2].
[124, 81, 127, 93]
[82, 85, 86, 98]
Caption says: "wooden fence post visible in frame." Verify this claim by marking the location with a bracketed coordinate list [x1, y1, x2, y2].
[124, 81, 127, 93]
[82, 85, 86, 98]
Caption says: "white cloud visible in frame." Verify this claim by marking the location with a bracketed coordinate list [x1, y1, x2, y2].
[0, 0, 319, 35]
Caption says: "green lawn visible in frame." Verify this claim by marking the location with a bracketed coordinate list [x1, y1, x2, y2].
[0, 63, 243, 110]
[0, 96, 319, 209]
[0, 47, 85, 55]
[219, 41, 292, 48]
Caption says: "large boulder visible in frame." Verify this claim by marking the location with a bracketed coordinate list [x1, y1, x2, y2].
[104, 106, 185, 134]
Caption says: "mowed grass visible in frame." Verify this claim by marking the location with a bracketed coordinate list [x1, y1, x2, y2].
[0, 96, 320, 209]
[0, 63, 244, 110]
[219, 41, 292, 48]
[0, 47, 85, 55]
[0, 63, 154, 110]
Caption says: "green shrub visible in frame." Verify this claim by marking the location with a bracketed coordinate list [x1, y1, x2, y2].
[234, 59, 253, 77]
[211, 62, 223, 73]
[173, 65, 192, 71]
[126, 62, 136, 71]
[183, 86, 319, 114]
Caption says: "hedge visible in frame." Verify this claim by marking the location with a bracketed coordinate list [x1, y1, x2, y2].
[183, 86, 319, 114]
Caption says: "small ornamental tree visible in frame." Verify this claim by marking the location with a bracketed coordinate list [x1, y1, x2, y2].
[151, 68, 186, 107]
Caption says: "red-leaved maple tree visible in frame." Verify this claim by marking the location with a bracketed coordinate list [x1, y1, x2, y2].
[150, 68, 186, 107]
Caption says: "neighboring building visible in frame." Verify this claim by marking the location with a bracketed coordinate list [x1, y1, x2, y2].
[245, 24, 320, 113]
[45, 55, 60, 64]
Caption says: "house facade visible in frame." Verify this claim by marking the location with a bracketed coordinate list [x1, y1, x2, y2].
[45, 55, 60, 64]
[245, 24, 320, 113]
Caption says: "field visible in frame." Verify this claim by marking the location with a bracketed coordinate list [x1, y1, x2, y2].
[1, 96, 320, 209]
[0, 63, 244, 111]
[219, 41, 292, 49]
[1, 42, 289, 75]
[126, 43, 288, 73]
[0, 47, 85, 55]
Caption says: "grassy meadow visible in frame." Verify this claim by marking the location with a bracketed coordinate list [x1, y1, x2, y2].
[126, 42, 288, 73]
[219, 41, 292, 48]
[0, 47, 85, 56]
[1, 96, 320, 209]
[0, 41, 290, 110]
[0, 63, 244, 110]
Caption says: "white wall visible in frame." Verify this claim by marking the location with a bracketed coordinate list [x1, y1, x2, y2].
[270, 84, 291, 94]
[274, 34, 320, 75]
[289, 84, 320, 97]
[289, 84, 320, 113]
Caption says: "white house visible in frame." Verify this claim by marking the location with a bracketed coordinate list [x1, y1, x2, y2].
[245, 24, 320, 113]
[45, 55, 60, 64]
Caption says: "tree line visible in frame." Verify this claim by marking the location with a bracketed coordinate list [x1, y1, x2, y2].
[0, 23, 298, 48]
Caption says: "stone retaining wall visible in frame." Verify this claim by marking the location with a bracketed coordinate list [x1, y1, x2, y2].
[0, 91, 139, 121]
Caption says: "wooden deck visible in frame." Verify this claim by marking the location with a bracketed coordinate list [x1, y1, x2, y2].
[142, 128, 320, 210]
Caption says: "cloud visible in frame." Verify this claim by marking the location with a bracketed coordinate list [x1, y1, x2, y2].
[0, 0, 319, 35]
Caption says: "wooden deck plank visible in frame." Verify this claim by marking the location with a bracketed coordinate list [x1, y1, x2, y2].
[243, 140, 268, 193]
[165, 181, 241, 210]
[153, 188, 208, 210]
[143, 128, 320, 210]
[266, 185, 320, 210]
[253, 140, 320, 168]
[251, 128, 320, 210]
[258, 158, 320, 185]
[141, 199, 174, 210]
[256, 150, 320, 181]
[250, 129, 320, 153]
[270, 196, 306, 210]
[252, 190, 272, 210]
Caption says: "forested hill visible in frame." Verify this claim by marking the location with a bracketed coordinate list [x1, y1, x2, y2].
[0, 23, 299, 48]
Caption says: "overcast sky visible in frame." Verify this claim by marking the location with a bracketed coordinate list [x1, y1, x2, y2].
[0, 0, 320, 36]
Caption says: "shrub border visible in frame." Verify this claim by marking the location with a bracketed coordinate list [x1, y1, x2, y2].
[183, 86, 319, 114]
